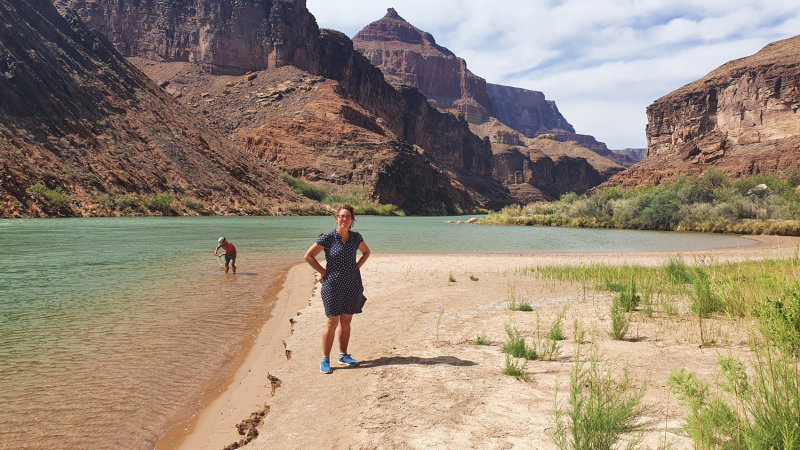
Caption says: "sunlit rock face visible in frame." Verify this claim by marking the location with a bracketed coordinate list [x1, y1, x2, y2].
[609, 34, 800, 187]
[353, 8, 494, 124]
[55, 0, 513, 210]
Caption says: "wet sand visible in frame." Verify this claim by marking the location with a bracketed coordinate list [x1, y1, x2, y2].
[163, 234, 800, 449]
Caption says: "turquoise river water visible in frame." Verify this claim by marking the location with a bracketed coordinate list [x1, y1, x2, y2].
[0, 216, 755, 449]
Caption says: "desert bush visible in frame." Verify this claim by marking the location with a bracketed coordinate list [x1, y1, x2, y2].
[502, 355, 530, 381]
[180, 196, 206, 213]
[554, 346, 647, 449]
[30, 183, 72, 209]
[113, 193, 140, 212]
[753, 282, 800, 356]
[280, 173, 326, 201]
[502, 322, 537, 360]
[482, 171, 800, 235]
[148, 193, 175, 214]
[608, 297, 630, 340]
[667, 368, 738, 448]
[613, 279, 640, 312]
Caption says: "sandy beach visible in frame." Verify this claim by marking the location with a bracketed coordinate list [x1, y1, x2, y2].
[160, 234, 800, 449]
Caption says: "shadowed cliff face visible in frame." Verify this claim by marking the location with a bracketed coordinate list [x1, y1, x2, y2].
[56, 0, 512, 211]
[0, 0, 300, 217]
[351, 8, 629, 203]
[486, 84, 574, 136]
[609, 34, 800, 187]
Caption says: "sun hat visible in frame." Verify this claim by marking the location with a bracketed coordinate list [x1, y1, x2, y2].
[218, 237, 226, 244]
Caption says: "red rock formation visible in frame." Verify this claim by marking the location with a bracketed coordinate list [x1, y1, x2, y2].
[352, 8, 627, 203]
[53, 0, 321, 75]
[471, 120, 624, 202]
[57, 0, 512, 211]
[609, 35, 800, 187]
[352, 8, 494, 124]
[0, 0, 300, 217]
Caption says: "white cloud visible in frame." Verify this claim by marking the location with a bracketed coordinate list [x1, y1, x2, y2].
[306, 0, 800, 149]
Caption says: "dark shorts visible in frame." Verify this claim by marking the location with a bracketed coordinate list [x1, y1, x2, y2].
[225, 254, 236, 263]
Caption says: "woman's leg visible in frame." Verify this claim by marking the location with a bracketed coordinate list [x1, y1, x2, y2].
[322, 315, 340, 358]
[338, 314, 353, 354]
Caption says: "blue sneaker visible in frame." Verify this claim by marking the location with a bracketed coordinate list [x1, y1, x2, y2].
[338, 354, 358, 366]
[320, 358, 332, 374]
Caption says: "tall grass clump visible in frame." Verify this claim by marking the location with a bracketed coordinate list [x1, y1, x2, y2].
[609, 296, 630, 340]
[613, 279, 641, 312]
[665, 255, 694, 284]
[548, 306, 568, 341]
[669, 282, 800, 449]
[691, 268, 724, 317]
[554, 346, 647, 449]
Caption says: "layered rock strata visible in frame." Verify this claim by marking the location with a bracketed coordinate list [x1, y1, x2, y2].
[57, 0, 511, 210]
[352, 8, 624, 202]
[53, 0, 321, 75]
[1, 0, 300, 217]
[471, 120, 624, 203]
[353, 8, 494, 124]
[609, 35, 800, 186]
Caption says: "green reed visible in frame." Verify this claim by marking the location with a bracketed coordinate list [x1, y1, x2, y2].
[554, 345, 647, 449]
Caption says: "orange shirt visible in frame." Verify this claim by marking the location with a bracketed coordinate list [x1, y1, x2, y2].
[219, 241, 236, 255]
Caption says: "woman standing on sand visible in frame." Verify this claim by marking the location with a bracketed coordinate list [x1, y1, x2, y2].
[304, 205, 371, 374]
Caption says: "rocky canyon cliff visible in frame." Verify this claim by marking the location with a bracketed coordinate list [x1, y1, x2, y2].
[1, 0, 301, 217]
[55, 0, 513, 212]
[352, 8, 625, 201]
[609, 34, 800, 187]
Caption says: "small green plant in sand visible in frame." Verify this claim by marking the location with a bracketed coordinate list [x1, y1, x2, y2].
[507, 282, 533, 311]
[548, 306, 568, 341]
[436, 308, 445, 341]
[609, 296, 630, 340]
[475, 332, 490, 346]
[669, 282, 800, 449]
[503, 355, 530, 381]
[666, 255, 694, 284]
[501, 322, 537, 360]
[573, 318, 586, 345]
[469, 275, 479, 281]
[614, 279, 641, 312]
[448, 273, 456, 283]
[554, 345, 647, 450]
[531, 313, 561, 361]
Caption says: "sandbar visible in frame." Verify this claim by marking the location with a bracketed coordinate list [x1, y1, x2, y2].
[162, 234, 800, 449]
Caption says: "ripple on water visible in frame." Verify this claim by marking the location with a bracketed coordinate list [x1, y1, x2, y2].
[0, 253, 294, 449]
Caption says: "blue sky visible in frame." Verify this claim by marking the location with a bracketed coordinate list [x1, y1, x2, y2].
[306, 0, 800, 149]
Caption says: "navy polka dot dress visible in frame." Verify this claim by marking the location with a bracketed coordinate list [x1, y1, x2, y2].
[316, 229, 366, 317]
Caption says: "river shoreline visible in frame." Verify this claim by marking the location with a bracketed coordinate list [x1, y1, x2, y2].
[165, 234, 800, 449]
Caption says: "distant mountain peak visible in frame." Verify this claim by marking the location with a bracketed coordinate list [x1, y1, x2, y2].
[354, 7, 451, 56]
[385, 7, 402, 20]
